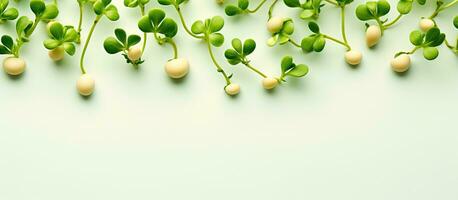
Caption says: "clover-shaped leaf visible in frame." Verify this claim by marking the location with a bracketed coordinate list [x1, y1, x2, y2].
[43, 22, 79, 55]
[355, 0, 390, 21]
[280, 56, 309, 80]
[104, 28, 141, 54]
[396, 0, 420, 14]
[93, 0, 119, 21]
[453, 16, 458, 29]
[191, 16, 225, 47]
[29, 0, 59, 20]
[138, 8, 178, 38]
[224, 0, 250, 16]
[284, 0, 323, 20]
[224, 38, 257, 65]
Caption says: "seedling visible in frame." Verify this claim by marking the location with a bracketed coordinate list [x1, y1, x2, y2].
[224, 0, 280, 19]
[138, 8, 189, 78]
[391, 27, 445, 72]
[43, 22, 79, 61]
[283, 0, 326, 20]
[419, 0, 458, 32]
[225, 38, 309, 90]
[355, 0, 422, 47]
[0, 0, 19, 23]
[103, 28, 142, 66]
[123, 0, 150, 66]
[0, 0, 58, 76]
[159, 0, 240, 96]
[77, 0, 119, 96]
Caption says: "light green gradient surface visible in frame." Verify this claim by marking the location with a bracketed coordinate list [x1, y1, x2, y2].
[1, 0, 458, 199]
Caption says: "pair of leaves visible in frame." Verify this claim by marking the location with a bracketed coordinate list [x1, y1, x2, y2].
[409, 27, 445, 60]
[224, 38, 256, 65]
[16, 16, 33, 40]
[191, 16, 225, 47]
[355, 0, 390, 21]
[280, 56, 309, 80]
[0, 0, 19, 22]
[104, 28, 141, 54]
[30, 0, 59, 20]
[397, 0, 425, 14]
[43, 22, 78, 55]
[124, 0, 150, 7]
[300, 21, 326, 52]
[267, 19, 294, 46]
[225, 0, 251, 16]
[138, 9, 178, 38]
[0, 35, 14, 55]
[93, 0, 119, 21]
[157, 0, 187, 6]
[283, 0, 323, 20]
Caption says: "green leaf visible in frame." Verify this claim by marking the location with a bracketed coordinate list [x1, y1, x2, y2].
[49, 22, 64, 40]
[423, 47, 438, 60]
[238, 0, 249, 10]
[103, 36, 125, 54]
[127, 34, 141, 48]
[282, 20, 294, 35]
[224, 49, 240, 60]
[63, 42, 76, 55]
[1, 35, 14, 49]
[157, 18, 178, 38]
[191, 20, 205, 34]
[115, 28, 127, 44]
[231, 38, 243, 53]
[286, 64, 309, 77]
[409, 30, 424, 46]
[104, 5, 119, 21]
[453, 16, 458, 29]
[43, 39, 60, 49]
[313, 36, 325, 52]
[301, 36, 316, 52]
[16, 16, 33, 37]
[424, 27, 440, 43]
[209, 33, 224, 47]
[355, 4, 374, 21]
[281, 56, 294, 73]
[2, 8, 19, 20]
[283, 0, 301, 7]
[377, 0, 390, 16]
[30, 0, 46, 16]
[41, 3, 59, 20]
[138, 15, 154, 32]
[300, 9, 315, 19]
[397, 0, 412, 14]
[209, 16, 224, 33]
[225, 5, 241, 16]
[242, 39, 256, 56]
[308, 21, 320, 33]
[148, 8, 165, 27]
[0, 45, 11, 54]
[63, 28, 78, 42]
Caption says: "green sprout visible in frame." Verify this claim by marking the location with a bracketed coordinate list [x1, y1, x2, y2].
[224, 38, 309, 90]
[43, 22, 79, 61]
[123, 0, 150, 64]
[0, 0, 19, 23]
[159, 0, 240, 96]
[224, 0, 280, 19]
[0, 0, 58, 76]
[283, 0, 325, 20]
[77, 0, 119, 96]
[103, 28, 142, 66]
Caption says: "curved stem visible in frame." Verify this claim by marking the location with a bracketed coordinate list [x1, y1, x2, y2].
[383, 14, 402, 28]
[444, 39, 455, 50]
[268, 0, 279, 19]
[153, 33, 178, 59]
[243, 62, 267, 78]
[429, 0, 458, 19]
[139, 5, 147, 53]
[397, 46, 419, 57]
[206, 40, 231, 85]
[323, 34, 351, 50]
[79, 16, 101, 74]
[340, 6, 351, 51]
[288, 39, 301, 48]
[77, 1, 83, 44]
[175, 6, 204, 39]
[247, 0, 268, 13]
[25, 17, 40, 38]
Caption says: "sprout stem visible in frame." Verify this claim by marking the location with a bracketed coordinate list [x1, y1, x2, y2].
[25, 17, 40, 38]
[268, 0, 279, 19]
[153, 33, 178, 59]
[396, 46, 419, 57]
[174, 6, 204, 39]
[77, 1, 83, 44]
[444, 39, 454, 50]
[140, 5, 147, 54]
[247, 0, 268, 13]
[429, 0, 458, 19]
[323, 34, 351, 50]
[79, 15, 101, 74]
[288, 39, 301, 48]
[243, 62, 267, 78]
[325, 0, 338, 6]
[384, 14, 402, 28]
[340, 6, 351, 51]
[206, 41, 231, 85]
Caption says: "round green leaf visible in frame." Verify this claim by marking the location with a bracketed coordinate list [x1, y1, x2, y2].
[104, 5, 119, 21]
[209, 16, 224, 33]
[115, 28, 127, 44]
[138, 15, 154, 32]
[286, 64, 309, 77]
[355, 4, 374, 21]
[127, 35, 141, 48]
[30, 0, 46, 16]
[224, 49, 240, 60]
[281, 56, 294, 73]
[308, 21, 320, 33]
[313, 36, 325, 52]
[41, 4, 59, 20]
[148, 9, 165, 27]
[225, 5, 241, 16]
[1, 35, 14, 49]
[209, 33, 224, 47]
[423, 47, 438, 60]
[2, 8, 19, 20]
[242, 39, 256, 56]
[191, 20, 205, 34]
[409, 30, 424, 46]
[157, 18, 178, 38]
[377, 0, 390, 16]
[43, 39, 60, 49]
[63, 42, 76, 55]
[103, 36, 124, 54]
[238, 0, 249, 10]
[301, 36, 316, 52]
[50, 22, 64, 40]
[397, 0, 412, 14]
[453, 16, 458, 29]
[231, 38, 243, 53]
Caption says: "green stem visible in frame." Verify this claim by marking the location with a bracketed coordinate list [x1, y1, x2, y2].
[247, 0, 268, 13]
[79, 15, 101, 74]
[397, 46, 419, 57]
[340, 5, 351, 51]
[288, 39, 301, 48]
[323, 34, 351, 50]
[153, 33, 178, 59]
[140, 5, 147, 53]
[268, 0, 279, 19]
[77, 1, 83, 44]
[206, 40, 231, 85]
[375, 17, 385, 34]
[383, 14, 402, 28]
[429, 0, 458, 19]
[243, 62, 267, 78]
[444, 39, 455, 50]
[175, 5, 204, 39]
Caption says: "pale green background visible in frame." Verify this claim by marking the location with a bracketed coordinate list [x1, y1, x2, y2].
[1, 0, 458, 199]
